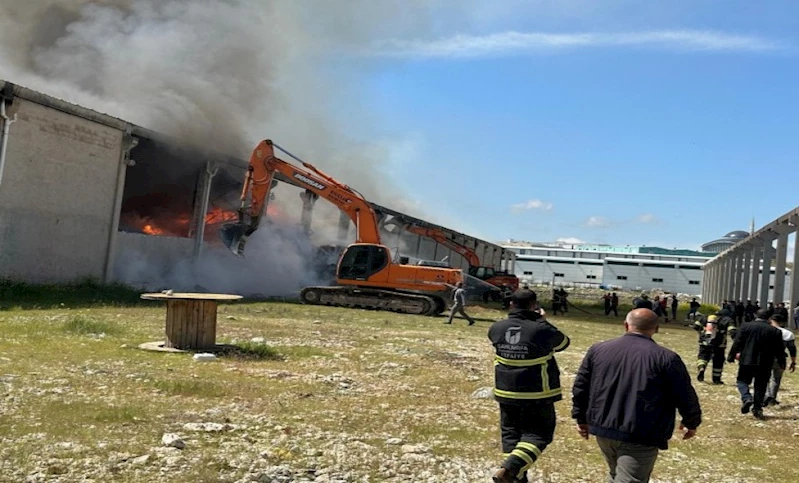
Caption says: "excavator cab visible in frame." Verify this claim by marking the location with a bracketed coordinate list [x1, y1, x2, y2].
[338, 244, 389, 281]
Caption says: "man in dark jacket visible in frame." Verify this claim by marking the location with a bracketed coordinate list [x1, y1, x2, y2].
[572, 308, 701, 483]
[634, 293, 653, 310]
[727, 308, 787, 419]
[689, 298, 701, 320]
[744, 301, 756, 322]
[735, 301, 745, 325]
[488, 289, 570, 483]
[775, 302, 789, 323]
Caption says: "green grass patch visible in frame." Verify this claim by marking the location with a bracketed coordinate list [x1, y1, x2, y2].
[152, 379, 228, 398]
[91, 405, 148, 424]
[220, 340, 283, 360]
[62, 315, 124, 336]
[0, 278, 147, 310]
[275, 345, 331, 358]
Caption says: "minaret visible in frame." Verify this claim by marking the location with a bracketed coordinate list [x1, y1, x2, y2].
[750, 217, 755, 235]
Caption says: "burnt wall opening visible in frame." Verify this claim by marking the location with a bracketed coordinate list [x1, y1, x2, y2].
[119, 136, 245, 242]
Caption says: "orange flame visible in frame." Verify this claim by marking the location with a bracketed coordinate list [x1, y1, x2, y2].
[124, 204, 290, 238]
[142, 224, 166, 235]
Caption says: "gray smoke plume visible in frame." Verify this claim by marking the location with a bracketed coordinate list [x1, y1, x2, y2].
[0, 0, 447, 199]
[0, 0, 463, 295]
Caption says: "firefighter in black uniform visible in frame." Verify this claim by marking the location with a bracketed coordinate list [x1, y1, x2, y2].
[692, 309, 736, 384]
[488, 289, 570, 483]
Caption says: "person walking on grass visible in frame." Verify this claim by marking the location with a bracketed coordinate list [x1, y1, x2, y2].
[763, 313, 796, 407]
[727, 308, 786, 420]
[445, 281, 475, 326]
[794, 302, 799, 330]
[572, 308, 702, 483]
[692, 310, 735, 384]
[610, 292, 619, 317]
[488, 289, 570, 483]
[671, 295, 679, 322]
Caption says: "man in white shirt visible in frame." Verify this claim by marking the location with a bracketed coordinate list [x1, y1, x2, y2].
[445, 281, 475, 325]
[764, 313, 797, 407]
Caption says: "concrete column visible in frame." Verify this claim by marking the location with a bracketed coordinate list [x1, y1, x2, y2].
[727, 256, 736, 300]
[740, 249, 751, 302]
[299, 190, 319, 236]
[749, 244, 761, 304]
[337, 211, 350, 245]
[760, 238, 774, 305]
[792, 227, 799, 307]
[718, 257, 729, 304]
[192, 161, 218, 259]
[730, 252, 740, 301]
[701, 265, 709, 301]
[711, 263, 718, 304]
[102, 132, 137, 283]
[774, 232, 789, 304]
[704, 260, 719, 304]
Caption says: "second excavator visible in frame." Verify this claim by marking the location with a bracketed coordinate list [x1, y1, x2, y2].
[401, 224, 519, 301]
[219, 140, 463, 316]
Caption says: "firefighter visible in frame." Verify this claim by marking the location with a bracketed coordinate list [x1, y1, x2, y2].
[488, 289, 570, 483]
[692, 309, 736, 384]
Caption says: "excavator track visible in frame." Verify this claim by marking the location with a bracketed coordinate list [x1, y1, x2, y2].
[300, 286, 439, 316]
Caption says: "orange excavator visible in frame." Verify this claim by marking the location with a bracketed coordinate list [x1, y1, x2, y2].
[403, 224, 519, 299]
[219, 140, 463, 315]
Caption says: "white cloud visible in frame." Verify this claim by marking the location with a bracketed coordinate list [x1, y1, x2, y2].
[376, 30, 781, 58]
[557, 237, 586, 245]
[585, 216, 612, 228]
[510, 199, 553, 214]
[637, 213, 658, 224]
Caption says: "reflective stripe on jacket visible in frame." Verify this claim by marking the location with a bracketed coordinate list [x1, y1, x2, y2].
[488, 308, 570, 404]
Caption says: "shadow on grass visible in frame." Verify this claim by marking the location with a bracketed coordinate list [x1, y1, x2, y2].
[0, 278, 299, 311]
[214, 341, 285, 361]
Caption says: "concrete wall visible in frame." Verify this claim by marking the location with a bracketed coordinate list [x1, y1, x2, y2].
[515, 257, 604, 286]
[0, 98, 125, 283]
[602, 262, 703, 294]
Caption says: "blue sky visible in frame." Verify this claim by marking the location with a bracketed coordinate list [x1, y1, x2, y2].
[333, 1, 799, 250]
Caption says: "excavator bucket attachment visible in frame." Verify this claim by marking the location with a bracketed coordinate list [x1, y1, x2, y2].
[218, 222, 249, 257]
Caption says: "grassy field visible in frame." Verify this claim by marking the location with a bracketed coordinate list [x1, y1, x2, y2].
[0, 293, 796, 482]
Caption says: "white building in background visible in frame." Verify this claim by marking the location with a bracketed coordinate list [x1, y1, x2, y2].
[505, 243, 790, 300]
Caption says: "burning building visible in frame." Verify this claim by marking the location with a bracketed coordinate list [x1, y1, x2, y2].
[0, 80, 516, 294]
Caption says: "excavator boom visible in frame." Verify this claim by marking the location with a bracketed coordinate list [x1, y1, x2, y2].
[219, 140, 381, 255]
[219, 140, 463, 316]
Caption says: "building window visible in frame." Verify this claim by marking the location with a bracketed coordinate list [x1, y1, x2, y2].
[652, 278, 663, 283]
[617, 276, 628, 280]
[554, 273, 565, 277]
[689, 281, 700, 285]
[586, 275, 597, 280]
[523, 271, 533, 275]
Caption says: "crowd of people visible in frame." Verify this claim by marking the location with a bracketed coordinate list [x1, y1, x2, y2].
[474, 287, 795, 483]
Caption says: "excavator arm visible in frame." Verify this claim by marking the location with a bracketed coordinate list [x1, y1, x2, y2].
[219, 139, 381, 256]
[403, 224, 481, 266]
[402, 223, 519, 293]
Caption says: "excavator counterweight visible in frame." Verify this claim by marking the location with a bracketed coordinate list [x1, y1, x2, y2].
[219, 139, 463, 316]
